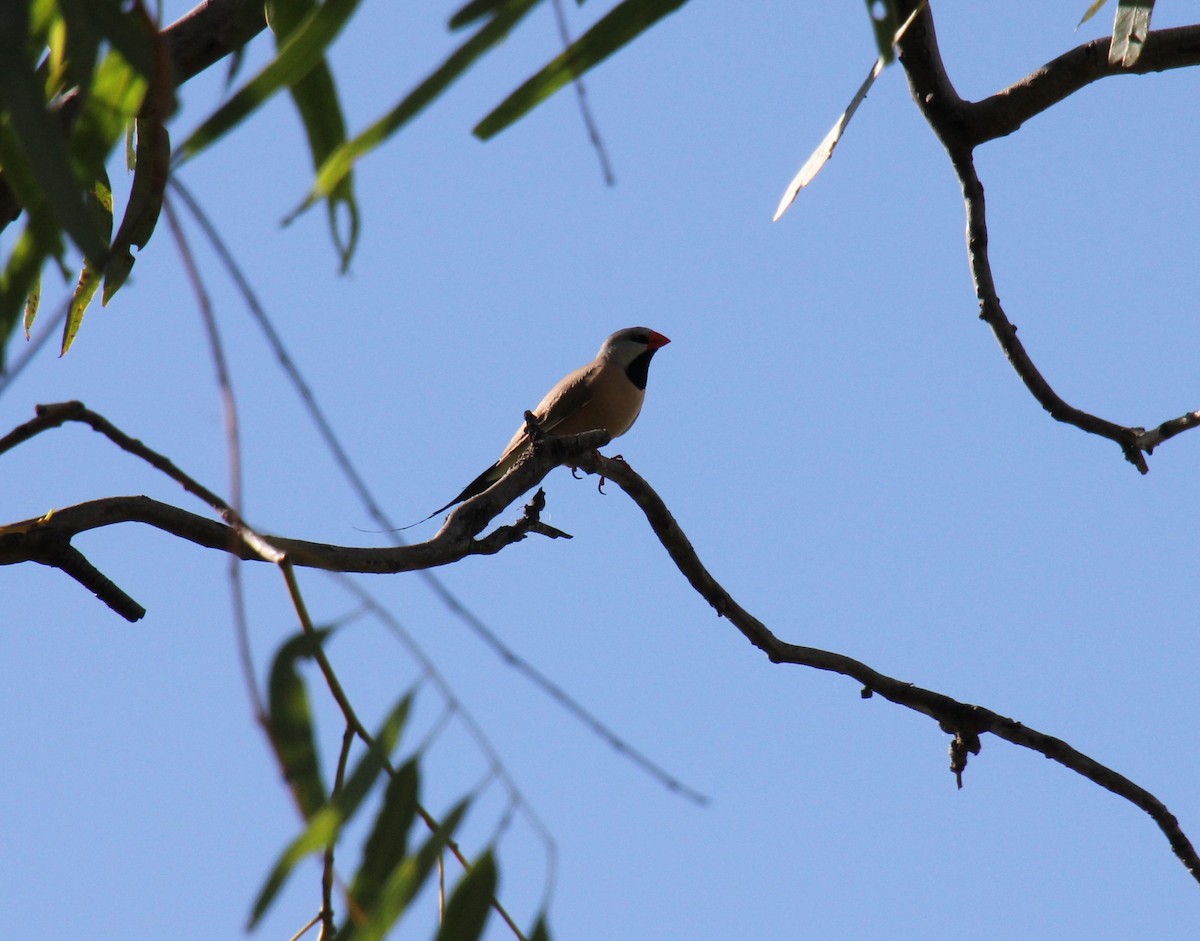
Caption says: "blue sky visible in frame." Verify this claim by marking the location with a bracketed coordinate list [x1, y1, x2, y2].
[3, 2, 1200, 939]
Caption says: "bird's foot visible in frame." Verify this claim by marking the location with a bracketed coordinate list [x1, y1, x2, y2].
[570, 465, 582, 479]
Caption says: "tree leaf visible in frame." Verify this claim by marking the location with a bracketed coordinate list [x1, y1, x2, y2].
[1077, 0, 1111, 28]
[473, 0, 691, 141]
[772, 58, 884, 222]
[337, 797, 471, 941]
[347, 757, 419, 915]
[448, 0, 509, 31]
[60, 174, 113, 355]
[294, 0, 539, 218]
[23, 271, 41, 340]
[268, 0, 359, 270]
[102, 110, 170, 306]
[527, 913, 552, 941]
[247, 691, 413, 929]
[0, 3, 107, 263]
[266, 629, 331, 820]
[863, 0, 898, 65]
[61, 261, 102, 356]
[58, 0, 154, 81]
[70, 48, 151, 184]
[1108, 0, 1153, 67]
[434, 850, 497, 941]
[175, 0, 363, 164]
[772, 0, 927, 221]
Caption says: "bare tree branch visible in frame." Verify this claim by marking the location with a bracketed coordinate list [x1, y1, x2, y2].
[572, 450, 1200, 887]
[894, 4, 1200, 472]
[970, 25, 1200, 145]
[162, 0, 268, 86]
[0, 402, 604, 618]
[4, 401, 1198, 885]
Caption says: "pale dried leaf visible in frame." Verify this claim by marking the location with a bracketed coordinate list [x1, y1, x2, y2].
[1109, 0, 1153, 67]
[772, 0, 927, 221]
[1077, 0, 1110, 28]
[772, 58, 883, 222]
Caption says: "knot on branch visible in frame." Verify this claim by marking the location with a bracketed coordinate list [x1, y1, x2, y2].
[941, 721, 983, 790]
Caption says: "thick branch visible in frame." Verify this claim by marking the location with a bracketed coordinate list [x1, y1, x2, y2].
[162, 0, 268, 86]
[970, 26, 1200, 144]
[0, 430, 603, 618]
[575, 451, 1200, 887]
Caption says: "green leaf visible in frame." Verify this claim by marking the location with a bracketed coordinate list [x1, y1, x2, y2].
[61, 260, 102, 355]
[473, 0, 691, 141]
[337, 798, 471, 941]
[295, 0, 539, 217]
[528, 913, 552, 941]
[176, 0, 363, 164]
[60, 174, 113, 354]
[52, 0, 100, 93]
[862, 0, 898, 64]
[0, 3, 108, 263]
[248, 692, 413, 929]
[347, 757, 419, 914]
[23, 270, 41, 339]
[269, 0, 359, 270]
[102, 111, 170, 305]
[448, 0, 509, 30]
[266, 629, 331, 820]
[70, 48, 150, 181]
[1077, 0, 1110, 28]
[0, 222, 57, 366]
[58, 0, 155, 81]
[1109, 0, 1153, 67]
[435, 851, 497, 941]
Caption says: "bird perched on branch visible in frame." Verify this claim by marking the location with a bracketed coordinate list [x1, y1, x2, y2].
[415, 326, 671, 526]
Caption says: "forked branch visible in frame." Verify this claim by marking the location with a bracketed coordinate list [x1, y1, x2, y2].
[894, 4, 1200, 472]
[2, 402, 1197, 887]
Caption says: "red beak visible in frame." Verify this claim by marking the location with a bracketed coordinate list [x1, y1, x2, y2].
[647, 330, 671, 350]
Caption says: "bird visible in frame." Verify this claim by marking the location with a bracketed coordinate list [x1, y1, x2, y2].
[414, 326, 670, 526]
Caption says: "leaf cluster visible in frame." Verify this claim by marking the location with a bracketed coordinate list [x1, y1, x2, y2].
[259, 629, 531, 941]
[0, 0, 902, 363]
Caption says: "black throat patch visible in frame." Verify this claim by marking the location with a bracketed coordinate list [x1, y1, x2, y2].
[625, 349, 657, 391]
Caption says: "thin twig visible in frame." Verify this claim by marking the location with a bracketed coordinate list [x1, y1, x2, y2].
[322, 726, 355, 941]
[549, 0, 615, 185]
[164, 194, 266, 720]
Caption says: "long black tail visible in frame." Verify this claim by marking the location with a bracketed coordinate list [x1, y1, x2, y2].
[397, 461, 502, 531]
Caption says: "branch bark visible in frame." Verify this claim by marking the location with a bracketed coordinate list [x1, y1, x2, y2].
[3, 402, 1197, 888]
[0, 402, 602, 619]
[573, 451, 1200, 888]
[894, 4, 1200, 472]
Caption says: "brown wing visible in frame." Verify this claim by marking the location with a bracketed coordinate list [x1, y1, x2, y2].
[493, 361, 600, 468]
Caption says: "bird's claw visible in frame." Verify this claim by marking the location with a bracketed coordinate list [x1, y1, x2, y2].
[570, 465, 582, 479]
[597, 475, 607, 494]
